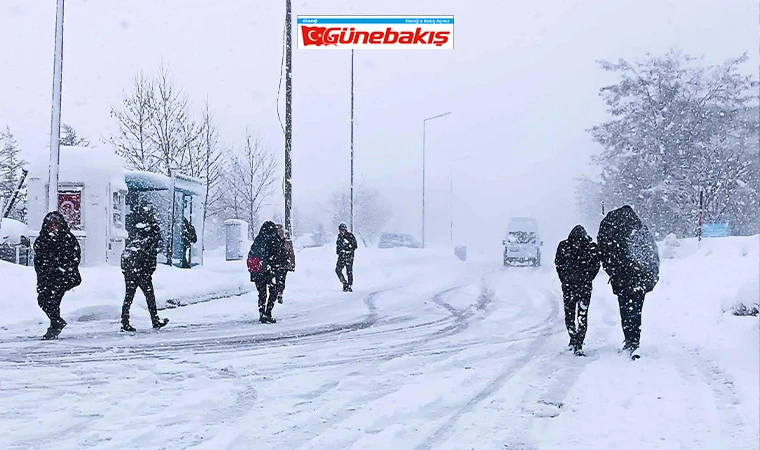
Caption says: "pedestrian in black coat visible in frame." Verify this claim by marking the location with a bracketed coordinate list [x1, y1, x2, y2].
[33, 211, 81, 340]
[120, 207, 168, 331]
[597, 205, 660, 358]
[555, 225, 600, 355]
[335, 223, 358, 292]
[247, 221, 283, 323]
[180, 217, 197, 268]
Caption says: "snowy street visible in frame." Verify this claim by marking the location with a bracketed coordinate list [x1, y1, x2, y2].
[1, 243, 757, 450]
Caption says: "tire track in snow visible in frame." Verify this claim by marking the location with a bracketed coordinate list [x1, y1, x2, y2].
[414, 286, 562, 450]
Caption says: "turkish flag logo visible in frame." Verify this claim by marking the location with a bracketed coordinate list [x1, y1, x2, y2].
[301, 26, 332, 46]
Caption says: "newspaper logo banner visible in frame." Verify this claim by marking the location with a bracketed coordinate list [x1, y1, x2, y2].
[297, 16, 454, 50]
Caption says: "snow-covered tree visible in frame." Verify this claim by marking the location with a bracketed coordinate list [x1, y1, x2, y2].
[586, 50, 758, 237]
[60, 123, 90, 147]
[108, 72, 157, 171]
[331, 185, 390, 245]
[0, 126, 26, 221]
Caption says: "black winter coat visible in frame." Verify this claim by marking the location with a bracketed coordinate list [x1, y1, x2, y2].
[597, 206, 660, 295]
[555, 225, 600, 286]
[121, 215, 161, 277]
[34, 211, 82, 292]
[336, 232, 358, 255]
[248, 221, 282, 281]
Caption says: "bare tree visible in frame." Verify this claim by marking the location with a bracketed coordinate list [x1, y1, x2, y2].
[223, 133, 278, 238]
[0, 126, 26, 220]
[108, 72, 156, 171]
[149, 67, 201, 177]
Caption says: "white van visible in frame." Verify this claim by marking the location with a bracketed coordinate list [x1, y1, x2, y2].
[503, 217, 543, 267]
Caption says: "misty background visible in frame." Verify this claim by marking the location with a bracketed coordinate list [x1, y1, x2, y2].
[0, 0, 757, 256]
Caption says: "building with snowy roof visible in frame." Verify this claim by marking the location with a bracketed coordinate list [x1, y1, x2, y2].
[27, 145, 128, 266]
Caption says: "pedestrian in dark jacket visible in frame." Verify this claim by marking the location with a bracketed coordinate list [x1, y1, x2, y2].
[555, 225, 600, 355]
[120, 207, 168, 331]
[335, 223, 358, 292]
[273, 224, 295, 304]
[597, 205, 660, 359]
[33, 211, 81, 340]
[180, 217, 197, 268]
[247, 221, 283, 323]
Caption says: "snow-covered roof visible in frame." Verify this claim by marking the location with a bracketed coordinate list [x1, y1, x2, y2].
[29, 145, 127, 190]
[125, 171, 172, 190]
[508, 217, 538, 232]
[0, 218, 30, 245]
[223, 219, 248, 226]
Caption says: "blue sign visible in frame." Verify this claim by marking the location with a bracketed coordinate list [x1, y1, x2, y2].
[701, 223, 731, 238]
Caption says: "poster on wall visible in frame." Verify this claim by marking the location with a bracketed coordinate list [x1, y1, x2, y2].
[58, 190, 82, 231]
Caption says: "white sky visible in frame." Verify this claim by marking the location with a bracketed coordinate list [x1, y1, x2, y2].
[0, 0, 757, 252]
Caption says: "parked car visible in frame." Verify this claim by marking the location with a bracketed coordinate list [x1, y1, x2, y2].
[503, 217, 543, 267]
[378, 233, 422, 249]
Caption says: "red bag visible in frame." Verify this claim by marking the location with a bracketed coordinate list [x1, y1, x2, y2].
[247, 256, 263, 273]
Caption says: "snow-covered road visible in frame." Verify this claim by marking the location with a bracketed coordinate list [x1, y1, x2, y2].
[0, 245, 757, 450]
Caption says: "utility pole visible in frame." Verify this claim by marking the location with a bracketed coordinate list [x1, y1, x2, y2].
[350, 49, 355, 232]
[48, 0, 65, 213]
[697, 189, 704, 243]
[284, 0, 293, 237]
[421, 111, 451, 248]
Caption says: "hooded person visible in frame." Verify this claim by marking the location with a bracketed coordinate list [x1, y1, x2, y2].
[335, 223, 358, 292]
[33, 211, 82, 340]
[597, 205, 660, 359]
[555, 225, 601, 355]
[247, 221, 284, 323]
[120, 205, 168, 331]
[273, 224, 295, 305]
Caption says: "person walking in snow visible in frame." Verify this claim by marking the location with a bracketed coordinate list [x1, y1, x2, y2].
[33, 211, 81, 340]
[120, 205, 168, 331]
[180, 217, 197, 268]
[248, 221, 283, 323]
[555, 225, 600, 356]
[273, 224, 295, 304]
[597, 205, 660, 359]
[335, 223, 358, 292]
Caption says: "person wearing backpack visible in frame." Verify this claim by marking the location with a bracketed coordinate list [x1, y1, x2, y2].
[120, 205, 168, 331]
[33, 211, 82, 340]
[273, 224, 295, 304]
[555, 225, 600, 356]
[597, 205, 660, 359]
[247, 221, 282, 323]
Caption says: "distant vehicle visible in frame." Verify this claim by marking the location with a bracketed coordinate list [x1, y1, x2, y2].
[378, 233, 422, 249]
[503, 217, 543, 267]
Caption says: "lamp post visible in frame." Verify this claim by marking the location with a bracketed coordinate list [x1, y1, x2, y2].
[48, 0, 65, 213]
[422, 111, 451, 248]
[350, 49, 354, 232]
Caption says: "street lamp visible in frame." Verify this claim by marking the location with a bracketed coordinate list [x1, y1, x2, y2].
[422, 111, 451, 248]
[48, 0, 66, 213]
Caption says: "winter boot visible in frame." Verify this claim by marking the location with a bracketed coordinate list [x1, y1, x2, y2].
[152, 318, 169, 329]
[342, 283, 349, 292]
[629, 345, 640, 360]
[41, 327, 59, 340]
[277, 293, 283, 304]
[121, 322, 136, 332]
[345, 285, 353, 293]
[259, 311, 268, 324]
[573, 343, 584, 357]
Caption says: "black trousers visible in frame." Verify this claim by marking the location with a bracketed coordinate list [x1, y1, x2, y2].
[254, 273, 277, 315]
[37, 283, 66, 329]
[618, 290, 646, 348]
[123, 273, 159, 324]
[336, 253, 354, 286]
[561, 282, 592, 347]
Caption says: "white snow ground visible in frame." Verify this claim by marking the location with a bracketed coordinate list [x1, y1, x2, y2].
[0, 238, 757, 450]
